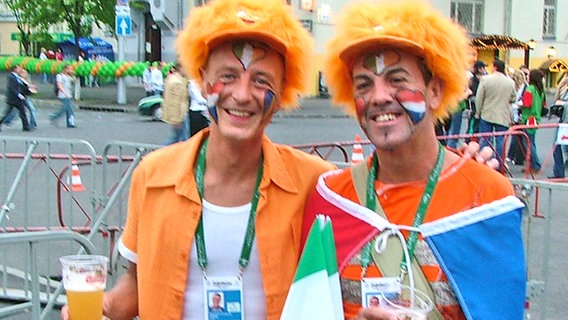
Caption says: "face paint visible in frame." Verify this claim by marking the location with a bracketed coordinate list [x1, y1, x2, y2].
[363, 50, 401, 76]
[263, 90, 276, 114]
[232, 42, 267, 70]
[206, 81, 225, 123]
[394, 88, 426, 124]
[355, 97, 366, 119]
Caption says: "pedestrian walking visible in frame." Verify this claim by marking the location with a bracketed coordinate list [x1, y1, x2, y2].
[0, 64, 30, 132]
[475, 59, 517, 170]
[49, 64, 77, 128]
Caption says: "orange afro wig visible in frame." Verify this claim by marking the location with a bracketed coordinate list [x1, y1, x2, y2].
[324, 0, 472, 121]
[176, 0, 314, 110]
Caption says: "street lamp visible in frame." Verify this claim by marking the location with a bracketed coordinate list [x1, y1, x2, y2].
[524, 39, 536, 67]
[528, 39, 536, 50]
[547, 46, 557, 59]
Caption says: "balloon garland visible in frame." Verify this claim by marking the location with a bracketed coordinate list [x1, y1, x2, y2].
[0, 56, 173, 78]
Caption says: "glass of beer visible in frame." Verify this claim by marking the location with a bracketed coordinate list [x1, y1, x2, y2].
[60, 255, 108, 320]
[380, 285, 434, 320]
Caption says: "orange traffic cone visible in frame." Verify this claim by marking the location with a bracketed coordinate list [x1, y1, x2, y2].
[351, 134, 365, 165]
[69, 158, 86, 192]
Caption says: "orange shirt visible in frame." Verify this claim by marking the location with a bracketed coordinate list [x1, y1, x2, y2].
[119, 129, 335, 319]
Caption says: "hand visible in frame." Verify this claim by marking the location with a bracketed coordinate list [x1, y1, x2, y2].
[351, 306, 398, 320]
[458, 141, 499, 169]
[60, 304, 69, 320]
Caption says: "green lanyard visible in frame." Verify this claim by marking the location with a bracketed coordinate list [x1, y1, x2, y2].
[361, 143, 445, 280]
[194, 138, 264, 277]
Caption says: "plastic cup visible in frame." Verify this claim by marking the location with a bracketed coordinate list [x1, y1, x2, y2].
[60, 255, 108, 320]
[380, 285, 434, 320]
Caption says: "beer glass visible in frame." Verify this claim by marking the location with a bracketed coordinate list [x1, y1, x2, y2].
[60, 255, 108, 320]
[380, 285, 433, 320]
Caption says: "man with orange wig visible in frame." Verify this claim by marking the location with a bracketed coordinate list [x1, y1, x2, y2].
[60, 0, 334, 319]
[302, 1, 526, 319]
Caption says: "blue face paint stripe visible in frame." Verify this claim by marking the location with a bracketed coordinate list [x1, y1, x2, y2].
[263, 90, 275, 113]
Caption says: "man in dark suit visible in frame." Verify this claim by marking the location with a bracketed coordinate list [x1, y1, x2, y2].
[0, 64, 30, 131]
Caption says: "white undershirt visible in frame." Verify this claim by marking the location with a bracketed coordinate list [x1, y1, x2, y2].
[183, 200, 266, 319]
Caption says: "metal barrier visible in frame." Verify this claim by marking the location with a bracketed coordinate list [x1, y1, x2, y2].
[1, 134, 566, 319]
[0, 230, 96, 319]
[0, 137, 160, 319]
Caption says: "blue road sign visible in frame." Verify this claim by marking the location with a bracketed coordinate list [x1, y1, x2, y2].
[115, 16, 132, 36]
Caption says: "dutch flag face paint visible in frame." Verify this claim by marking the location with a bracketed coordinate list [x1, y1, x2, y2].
[394, 88, 426, 124]
[206, 81, 225, 123]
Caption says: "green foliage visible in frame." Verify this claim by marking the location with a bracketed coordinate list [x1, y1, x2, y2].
[1, 0, 117, 52]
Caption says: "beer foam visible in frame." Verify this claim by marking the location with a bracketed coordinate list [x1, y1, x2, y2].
[63, 272, 106, 291]
[64, 281, 105, 292]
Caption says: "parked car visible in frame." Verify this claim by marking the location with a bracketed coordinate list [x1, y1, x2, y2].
[138, 95, 163, 121]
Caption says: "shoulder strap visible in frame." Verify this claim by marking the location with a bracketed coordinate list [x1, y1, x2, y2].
[351, 162, 444, 320]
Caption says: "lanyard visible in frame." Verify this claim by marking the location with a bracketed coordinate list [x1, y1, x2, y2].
[361, 143, 445, 280]
[194, 138, 264, 277]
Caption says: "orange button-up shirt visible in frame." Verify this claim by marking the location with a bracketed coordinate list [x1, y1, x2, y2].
[119, 129, 335, 319]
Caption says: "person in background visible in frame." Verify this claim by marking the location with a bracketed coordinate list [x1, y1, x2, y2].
[302, 1, 524, 319]
[142, 64, 153, 96]
[18, 68, 38, 130]
[161, 63, 190, 145]
[188, 78, 209, 137]
[49, 64, 76, 128]
[0, 68, 37, 129]
[519, 69, 546, 174]
[89, 54, 100, 88]
[0, 64, 30, 132]
[475, 59, 517, 170]
[446, 86, 473, 148]
[55, 48, 64, 61]
[150, 62, 164, 96]
[465, 60, 487, 141]
[507, 65, 530, 166]
[39, 47, 49, 83]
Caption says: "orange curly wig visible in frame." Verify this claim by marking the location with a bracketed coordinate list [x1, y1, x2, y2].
[325, 0, 472, 121]
[176, 0, 314, 110]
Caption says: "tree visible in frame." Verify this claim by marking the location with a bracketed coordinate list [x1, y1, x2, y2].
[1, 0, 116, 58]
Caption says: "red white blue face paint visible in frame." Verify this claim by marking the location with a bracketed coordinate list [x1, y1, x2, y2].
[232, 42, 267, 71]
[355, 97, 366, 119]
[363, 50, 402, 76]
[394, 88, 426, 124]
[206, 81, 225, 123]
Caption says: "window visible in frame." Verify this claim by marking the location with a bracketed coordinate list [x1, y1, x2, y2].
[450, 0, 483, 35]
[543, 0, 556, 39]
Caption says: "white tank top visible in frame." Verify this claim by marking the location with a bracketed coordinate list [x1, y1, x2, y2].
[183, 200, 266, 319]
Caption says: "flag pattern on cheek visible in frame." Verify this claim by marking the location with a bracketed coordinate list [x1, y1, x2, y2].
[395, 88, 426, 124]
[363, 51, 401, 76]
[206, 81, 225, 123]
[263, 90, 276, 113]
[354, 97, 366, 119]
[233, 42, 267, 70]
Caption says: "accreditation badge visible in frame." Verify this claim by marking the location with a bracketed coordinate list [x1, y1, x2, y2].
[203, 276, 244, 320]
[361, 277, 401, 308]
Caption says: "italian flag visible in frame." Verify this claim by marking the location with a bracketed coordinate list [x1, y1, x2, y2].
[280, 215, 344, 319]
